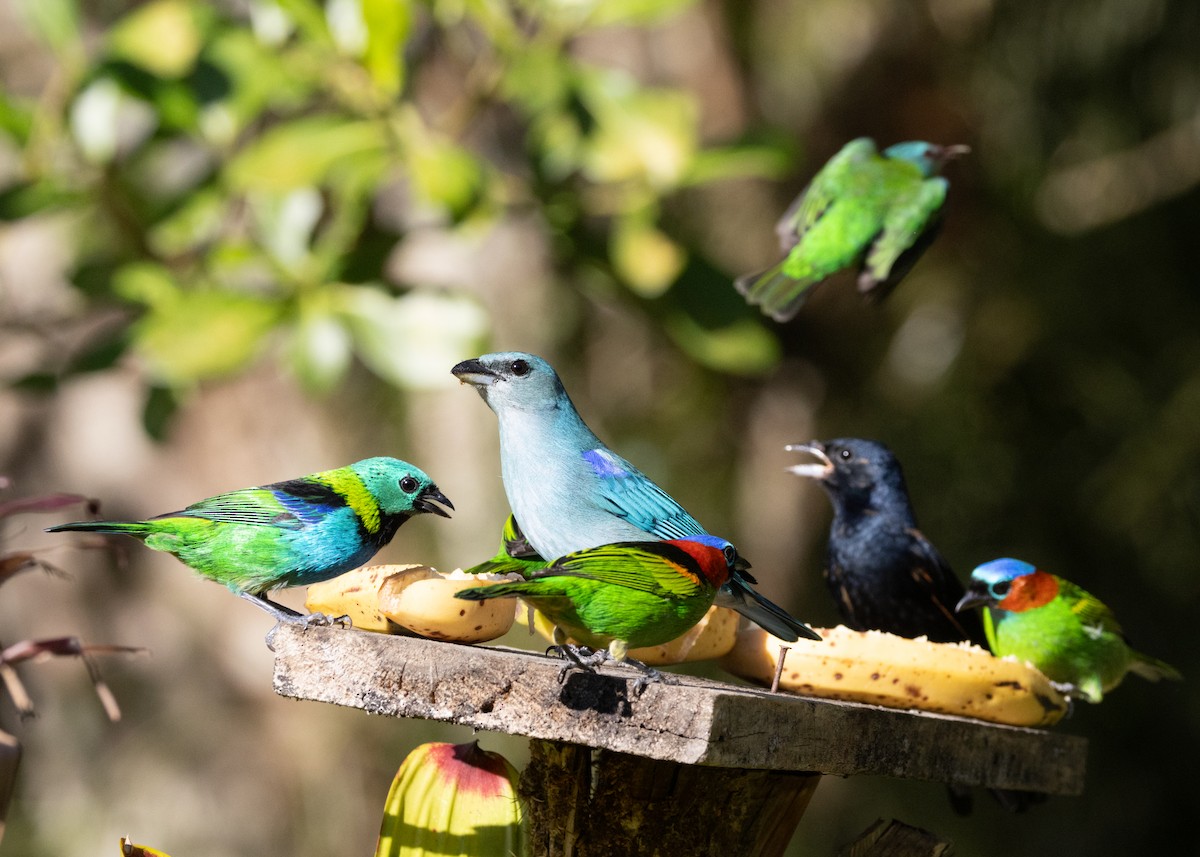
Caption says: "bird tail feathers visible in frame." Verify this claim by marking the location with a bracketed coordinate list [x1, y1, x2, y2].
[45, 520, 151, 537]
[1129, 651, 1182, 683]
[715, 574, 820, 642]
[734, 262, 813, 323]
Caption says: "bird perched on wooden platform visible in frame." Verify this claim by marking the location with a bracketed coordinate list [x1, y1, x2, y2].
[457, 535, 738, 690]
[957, 557, 1181, 703]
[451, 351, 818, 645]
[47, 457, 453, 625]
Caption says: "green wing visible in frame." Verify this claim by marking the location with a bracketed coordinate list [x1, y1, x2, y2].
[779, 137, 878, 247]
[538, 542, 706, 600]
[861, 176, 947, 286]
[462, 515, 548, 578]
[1057, 578, 1124, 638]
[168, 487, 302, 529]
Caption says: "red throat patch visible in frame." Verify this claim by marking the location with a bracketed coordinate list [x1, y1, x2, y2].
[998, 570, 1059, 612]
[669, 540, 732, 588]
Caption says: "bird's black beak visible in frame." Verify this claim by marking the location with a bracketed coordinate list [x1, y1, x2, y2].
[731, 554, 757, 584]
[954, 588, 989, 613]
[784, 442, 833, 480]
[414, 487, 454, 518]
[451, 358, 499, 388]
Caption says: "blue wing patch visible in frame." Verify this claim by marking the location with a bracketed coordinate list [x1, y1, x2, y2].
[582, 448, 705, 540]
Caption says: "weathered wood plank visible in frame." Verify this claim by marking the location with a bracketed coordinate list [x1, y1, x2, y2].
[269, 624, 1087, 795]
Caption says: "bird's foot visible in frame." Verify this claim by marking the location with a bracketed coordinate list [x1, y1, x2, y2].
[622, 656, 677, 696]
[548, 644, 609, 684]
[296, 611, 353, 629]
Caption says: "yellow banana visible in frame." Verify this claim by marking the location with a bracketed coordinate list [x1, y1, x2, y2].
[305, 564, 407, 632]
[305, 565, 516, 643]
[720, 625, 1069, 727]
[378, 567, 516, 643]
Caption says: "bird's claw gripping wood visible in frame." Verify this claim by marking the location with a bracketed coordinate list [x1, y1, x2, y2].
[625, 657, 676, 696]
[549, 643, 676, 695]
[300, 612, 353, 629]
[550, 644, 608, 684]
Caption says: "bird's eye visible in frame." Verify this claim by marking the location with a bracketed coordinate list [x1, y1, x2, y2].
[399, 476, 419, 493]
[510, 359, 530, 377]
[722, 545, 737, 564]
[839, 448, 852, 460]
[991, 581, 1011, 598]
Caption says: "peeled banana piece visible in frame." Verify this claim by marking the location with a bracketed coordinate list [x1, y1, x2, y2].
[305, 564, 406, 632]
[720, 625, 1069, 727]
[518, 604, 741, 666]
[379, 567, 516, 643]
[305, 564, 516, 643]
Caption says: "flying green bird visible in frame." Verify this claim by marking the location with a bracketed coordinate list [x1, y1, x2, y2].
[735, 137, 968, 321]
[956, 558, 1181, 703]
[456, 535, 736, 689]
[46, 457, 453, 625]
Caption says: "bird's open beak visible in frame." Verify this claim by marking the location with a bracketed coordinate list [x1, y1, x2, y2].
[937, 144, 971, 163]
[784, 442, 833, 480]
[954, 589, 989, 613]
[450, 358, 499, 388]
[414, 487, 454, 518]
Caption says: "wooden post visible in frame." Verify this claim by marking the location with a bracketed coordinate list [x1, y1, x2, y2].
[519, 741, 820, 857]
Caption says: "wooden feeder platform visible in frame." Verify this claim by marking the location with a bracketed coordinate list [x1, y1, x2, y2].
[269, 624, 1087, 856]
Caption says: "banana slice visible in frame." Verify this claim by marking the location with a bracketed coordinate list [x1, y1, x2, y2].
[305, 564, 408, 632]
[379, 568, 516, 643]
[517, 604, 741, 666]
[720, 625, 1069, 727]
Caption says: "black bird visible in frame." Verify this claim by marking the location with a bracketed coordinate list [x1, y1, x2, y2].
[787, 437, 985, 645]
[789, 437, 1041, 814]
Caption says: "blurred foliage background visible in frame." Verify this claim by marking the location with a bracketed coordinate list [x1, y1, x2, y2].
[0, 0, 1196, 854]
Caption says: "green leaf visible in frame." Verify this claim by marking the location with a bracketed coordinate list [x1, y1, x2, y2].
[662, 255, 780, 375]
[113, 262, 178, 308]
[108, 0, 207, 79]
[203, 27, 311, 140]
[272, 0, 332, 45]
[611, 214, 685, 298]
[129, 288, 283, 385]
[225, 116, 388, 191]
[501, 45, 572, 116]
[9, 373, 58, 393]
[14, 0, 81, 58]
[578, 71, 698, 190]
[683, 144, 794, 186]
[409, 140, 486, 220]
[665, 313, 779, 376]
[0, 181, 83, 221]
[0, 94, 35, 143]
[361, 0, 411, 94]
[142, 385, 180, 441]
[147, 188, 226, 258]
[343, 287, 489, 389]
